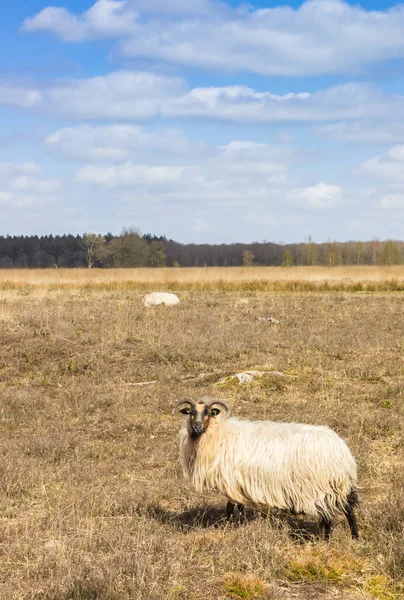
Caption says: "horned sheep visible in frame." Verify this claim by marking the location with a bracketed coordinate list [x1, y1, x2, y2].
[172, 397, 359, 540]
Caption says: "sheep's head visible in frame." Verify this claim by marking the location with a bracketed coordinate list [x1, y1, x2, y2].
[172, 398, 230, 437]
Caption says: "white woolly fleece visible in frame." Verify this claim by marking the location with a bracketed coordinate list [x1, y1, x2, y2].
[179, 416, 357, 519]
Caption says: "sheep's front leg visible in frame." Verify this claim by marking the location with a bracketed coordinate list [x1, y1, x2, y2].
[226, 501, 235, 520]
[227, 502, 245, 521]
[238, 504, 245, 520]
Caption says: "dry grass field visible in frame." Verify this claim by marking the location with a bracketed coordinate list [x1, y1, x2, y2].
[0, 271, 403, 599]
[2, 265, 404, 292]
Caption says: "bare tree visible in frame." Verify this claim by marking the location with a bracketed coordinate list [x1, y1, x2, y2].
[81, 233, 106, 268]
[380, 240, 402, 265]
[281, 249, 295, 267]
[300, 236, 318, 266]
[242, 250, 255, 266]
[148, 241, 167, 267]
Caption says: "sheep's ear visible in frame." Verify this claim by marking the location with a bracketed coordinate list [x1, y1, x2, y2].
[180, 407, 192, 415]
[210, 408, 221, 416]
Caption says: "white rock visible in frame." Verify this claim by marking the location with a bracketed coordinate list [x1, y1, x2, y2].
[44, 539, 63, 552]
[235, 373, 254, 383]
[217, 370, 288, 386]
[257, 316, 280, 324]
[144, 292, 180, 307]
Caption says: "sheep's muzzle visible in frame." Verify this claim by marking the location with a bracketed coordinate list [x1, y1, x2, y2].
[192, 421, 205, 436]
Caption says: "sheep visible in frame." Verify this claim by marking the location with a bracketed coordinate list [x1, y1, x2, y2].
[172, 397, 359, 540]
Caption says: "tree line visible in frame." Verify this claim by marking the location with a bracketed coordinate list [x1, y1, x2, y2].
[0, 230, 403, 268]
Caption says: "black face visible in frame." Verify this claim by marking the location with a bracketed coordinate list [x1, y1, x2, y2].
[179, 404, 221, 437]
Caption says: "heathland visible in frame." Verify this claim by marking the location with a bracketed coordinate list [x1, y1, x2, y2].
[0, 267, 403, 599]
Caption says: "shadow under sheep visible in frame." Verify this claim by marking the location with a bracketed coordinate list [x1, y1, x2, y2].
[147, 504, 321, 540]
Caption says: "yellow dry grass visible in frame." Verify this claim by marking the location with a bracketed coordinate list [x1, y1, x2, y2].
[2, 265, 404, 292]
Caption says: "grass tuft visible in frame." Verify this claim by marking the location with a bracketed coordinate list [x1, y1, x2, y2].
[364, 575, 404, 600]
[223, 573, 266, 599]
[284, 548, 361, 583]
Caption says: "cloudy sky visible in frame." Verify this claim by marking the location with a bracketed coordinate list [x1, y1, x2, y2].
[1, 0, 404, 242]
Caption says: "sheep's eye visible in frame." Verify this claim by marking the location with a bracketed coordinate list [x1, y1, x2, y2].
[180, 407, 191, 415]
[210, 408, 221, 416]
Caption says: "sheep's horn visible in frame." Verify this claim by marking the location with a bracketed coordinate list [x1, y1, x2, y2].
[171, 398, 196, 416]
[208, 399, 231, 416]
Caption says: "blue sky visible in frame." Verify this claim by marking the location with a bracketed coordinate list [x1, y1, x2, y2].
[1, 0, 404, 243]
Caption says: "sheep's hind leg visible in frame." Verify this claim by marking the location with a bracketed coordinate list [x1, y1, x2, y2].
[344, 490, 359, 540]
[320, 517, 332, 541]
[344, 504, 359, 540]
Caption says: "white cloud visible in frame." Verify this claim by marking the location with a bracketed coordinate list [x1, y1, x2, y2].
[380, 193, 404, 209]
[45, 128, 293, 218]
[361, 146, 404, 183]
[72, 135, 298, 223]
[362, 157, 402, 181]
[0, 162, 63, 212]
[8, 175, 61, 195]
[22, 0, 404, 76]
[386, 146, 404, 162]
[314, 121, 404, 145]
[73, 137, 289, 199]
[289, 183, 343, 209]
[45, 71, 184, 120]
[22, 0, 138, 42]
[1, 71, 403, 125]
[0, 162, 41, 176]
[0, 190, 36, 209]
[68, 135, 349, 242]
[166, 82, 388, 122]
[0, 85, 42, 109]
[131, 0, 224, 16]
[76, 163, 185, 187]
[45, 124, 203, 162]
[192, 218, 216, 233]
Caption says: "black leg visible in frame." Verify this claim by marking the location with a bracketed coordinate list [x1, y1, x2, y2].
[320, 517, 332, 541]
[226, 501, 235, 520]
[237, 504, 245, 521]
[344, 505, 359, 540]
